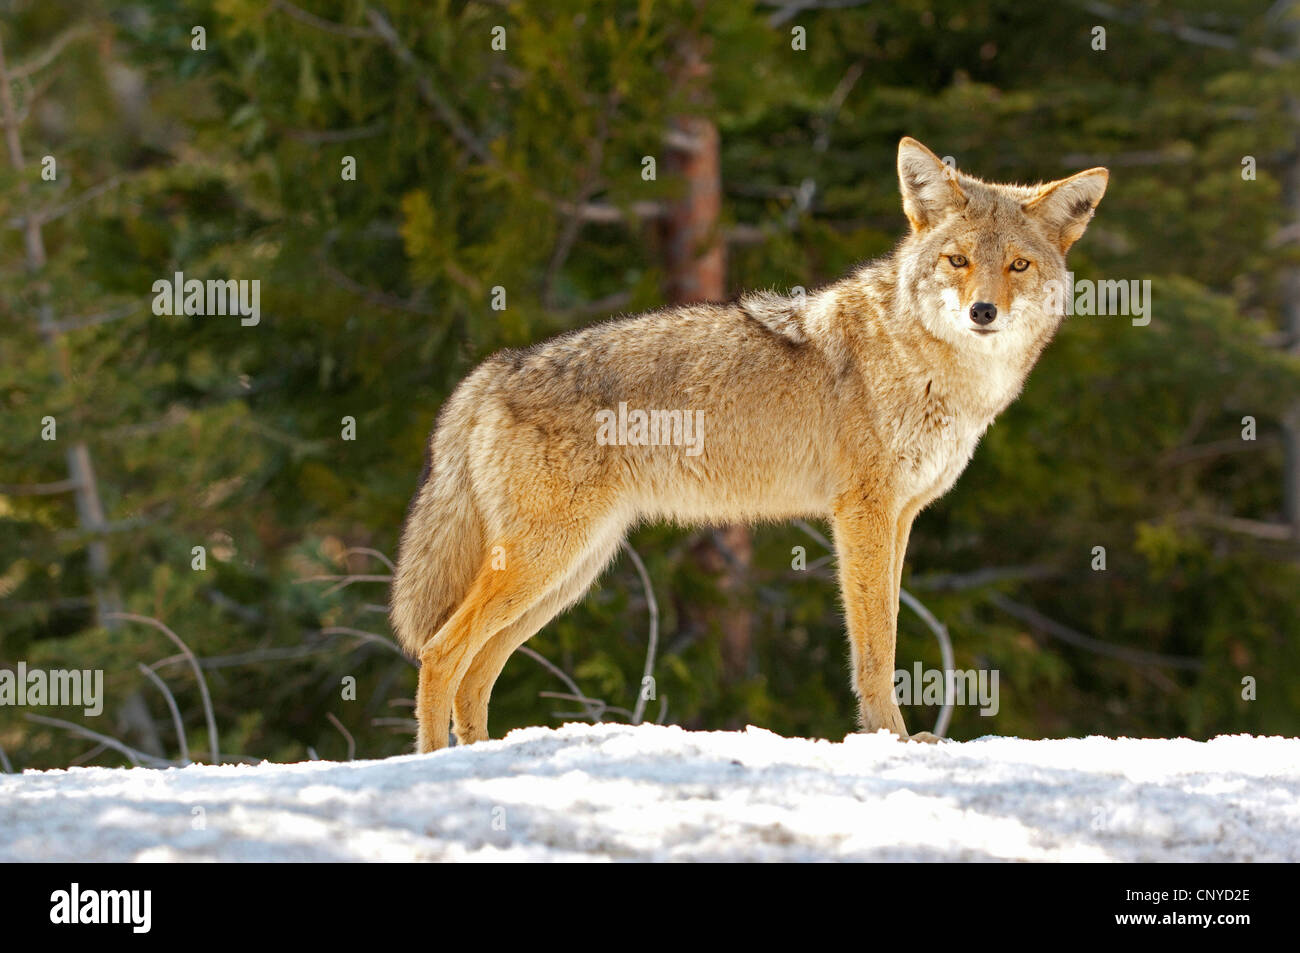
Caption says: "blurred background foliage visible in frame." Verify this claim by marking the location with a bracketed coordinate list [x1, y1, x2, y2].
[2, 0, 1299, 768]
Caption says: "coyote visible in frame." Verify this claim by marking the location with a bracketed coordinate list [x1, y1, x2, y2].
[392, 137, 1107, 751]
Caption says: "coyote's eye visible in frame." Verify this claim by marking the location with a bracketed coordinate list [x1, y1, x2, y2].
[946, 254, 968, 268]
[1010, 258, 1030, 272]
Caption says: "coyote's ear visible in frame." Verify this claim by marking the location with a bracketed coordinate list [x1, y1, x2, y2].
[898, 137, 966, 232]
[1022, 168, 1109, 254]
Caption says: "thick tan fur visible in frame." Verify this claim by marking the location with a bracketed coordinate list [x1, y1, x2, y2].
[391, 137, 1108, 752]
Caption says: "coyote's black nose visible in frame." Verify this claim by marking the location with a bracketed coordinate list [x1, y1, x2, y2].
[969, 302, 998, 326]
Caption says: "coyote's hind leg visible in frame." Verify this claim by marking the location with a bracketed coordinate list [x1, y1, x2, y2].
[415, 535, 589, 753]
[452, 535, 621, 745]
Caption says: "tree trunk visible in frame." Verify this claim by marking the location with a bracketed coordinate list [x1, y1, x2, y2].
[0, 34, 121, 627]
[1282, 5, 1300, 544]
[660, 44, 754, 685]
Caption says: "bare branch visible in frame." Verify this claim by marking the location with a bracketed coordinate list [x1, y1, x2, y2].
[760, 0, 875, 28]
[542, 93, 626, 307]
[96, 405, 191, 441]
[318, 255, 435, 314]
[294, 573, 392, 596]
[136, 662, 190, 764]
[25, 714, 178, 768]
[725, 222, 780, 245]
[734, 58, 865, 243]
[554, 291, 634, 319]
[538, 691, 634, 721]
[318, 626, 415, 666]
[3, 69, 57, 128]
[0, 477, 80, 495]
[1059, 148, 1196, 168]
[985, 593, 1204, 670]
[283, 121, 388, 144]
[69, 741, 109, 766]
[898, 588, 955, 738]
[51, 303, 142, 334]
[153, 644, 331, 670]
[204, 588, 264, 624]
[108, 613, 220, 763]
[793, 519, 834, 551]
[622, 541, 661, 725]
[363, 5, 665, 230]
[1078, 0, 1291, 65]
[271, 0, 378, 39]
[544, 691, 636, 720]
[1159, 435, 1280, 467]
[240, 417, 329, 455]
[371, 717, 417, 733]
[563, 199, 664, 224]
[326, 712, 356, 761]
[22, 173, 131, 227]
[6, 23, 95, 80]
[1179, 512, 1295, 541]
[186, 750, 262, 765]
[0, 33, 122, 632]
[909, 564, 1064, 592]
[517, 646, 603, 722]
[364, 6, 493, 163]
[340, 547, 397, 573]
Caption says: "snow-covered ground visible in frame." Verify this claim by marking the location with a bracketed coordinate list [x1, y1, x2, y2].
[2, 723, 1297, 862]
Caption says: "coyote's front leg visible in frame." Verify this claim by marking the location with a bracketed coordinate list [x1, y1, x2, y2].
[832, 494, 912, 739]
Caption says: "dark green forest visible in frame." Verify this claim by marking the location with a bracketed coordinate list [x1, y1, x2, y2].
[2, 0, 1298, 768]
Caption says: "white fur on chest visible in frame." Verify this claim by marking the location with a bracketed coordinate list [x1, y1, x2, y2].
[891, 388, 991, 500]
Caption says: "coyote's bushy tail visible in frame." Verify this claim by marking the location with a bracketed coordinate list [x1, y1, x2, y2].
[390, 423, 484, 656]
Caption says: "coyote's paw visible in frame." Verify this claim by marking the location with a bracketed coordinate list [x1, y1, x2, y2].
[903, 731, 949, 744]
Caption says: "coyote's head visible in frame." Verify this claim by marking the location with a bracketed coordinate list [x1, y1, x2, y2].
[893, 137, 1107, 356]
